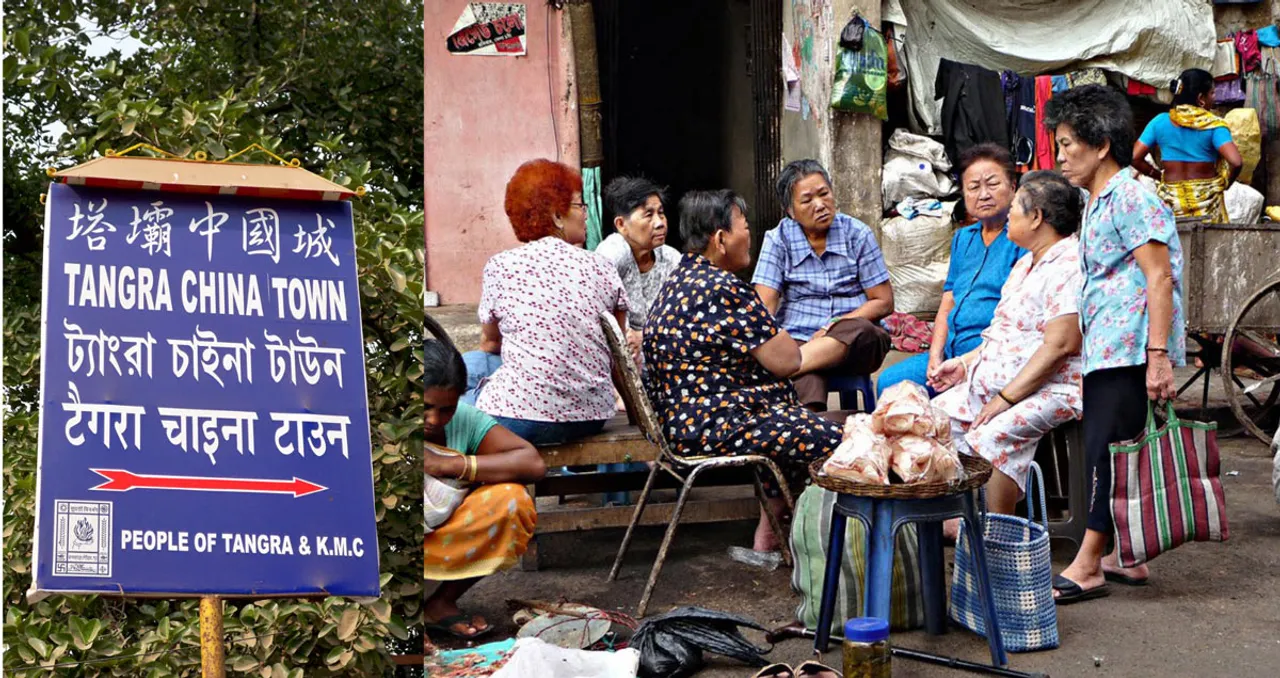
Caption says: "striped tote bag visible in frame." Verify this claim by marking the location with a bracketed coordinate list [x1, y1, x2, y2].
[790, 486, 924, 634]
[1109, 402, 1228, 568]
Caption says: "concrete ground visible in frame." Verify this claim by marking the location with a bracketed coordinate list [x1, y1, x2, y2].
[428, 305, 1280, 677]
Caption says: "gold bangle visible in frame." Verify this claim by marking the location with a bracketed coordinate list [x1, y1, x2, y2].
[467, 456, 479, 483]
[455, 455, 469, 481]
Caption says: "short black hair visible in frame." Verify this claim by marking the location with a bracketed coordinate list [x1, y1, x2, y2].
[680, 189, 748, 254]
[424, 314, 467, 393]
[603, 176, 666, 220]
[1017, 170, 1084, 237]
[1171, 68, 1214, 107]
[775, 159, 831, 216]
[1043, 84, 1135, 167]
[957, 142, 1017, 186]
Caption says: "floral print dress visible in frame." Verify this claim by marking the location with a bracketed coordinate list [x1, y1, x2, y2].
[933, 237, 1084, 491]
[643, 254, 841, 496]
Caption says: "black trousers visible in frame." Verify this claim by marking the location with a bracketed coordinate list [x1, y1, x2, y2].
[1082, 365, 1149, 534]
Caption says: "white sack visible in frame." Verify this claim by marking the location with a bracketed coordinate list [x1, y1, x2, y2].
[882, 133, 956, 210]
[880, 211, 953, 314]
[1225, 182, 1264, 225]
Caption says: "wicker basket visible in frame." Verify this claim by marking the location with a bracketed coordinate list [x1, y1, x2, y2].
[809, 454, 993, 499]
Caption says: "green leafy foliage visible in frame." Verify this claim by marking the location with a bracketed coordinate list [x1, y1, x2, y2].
[3, 1, 424, 674]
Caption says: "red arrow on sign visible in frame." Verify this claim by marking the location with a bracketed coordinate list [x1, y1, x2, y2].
[89, 469, 327, 498]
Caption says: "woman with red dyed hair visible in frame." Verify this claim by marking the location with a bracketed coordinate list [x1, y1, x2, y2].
[462, 159, 630, 446]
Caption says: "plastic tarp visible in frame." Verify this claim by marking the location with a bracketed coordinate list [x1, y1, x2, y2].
[887, 0, 1216, 135]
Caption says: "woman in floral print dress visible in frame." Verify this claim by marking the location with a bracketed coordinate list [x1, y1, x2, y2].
[930, 171, 1085, 516]
[1043, 85, 1185, 604]
[644, 189, 841, 554]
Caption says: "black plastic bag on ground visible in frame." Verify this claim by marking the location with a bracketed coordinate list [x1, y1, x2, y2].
[631, 606, 771, 678]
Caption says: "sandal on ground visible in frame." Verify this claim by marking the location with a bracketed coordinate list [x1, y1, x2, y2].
[795, 660, 843, 678]
[424, 613, 493, 640]
[1103, 569, 1149, 586]
[1053, 574, 1110, 605]
[753, 663, 794, 678]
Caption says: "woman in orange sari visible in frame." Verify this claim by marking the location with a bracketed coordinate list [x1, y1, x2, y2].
[423, 315, 546, 640]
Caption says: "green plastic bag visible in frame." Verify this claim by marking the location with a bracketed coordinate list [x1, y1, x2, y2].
[830, 20, 888, 120]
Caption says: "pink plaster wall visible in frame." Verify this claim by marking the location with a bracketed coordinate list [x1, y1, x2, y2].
[425, 1, 579, 304]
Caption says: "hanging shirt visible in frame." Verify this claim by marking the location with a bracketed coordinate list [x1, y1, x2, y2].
[935, 59, 1010, 167]
[1079, 171, 1187, 374]
[752, 213, 890, 342]
[942, 223, 1026, 358]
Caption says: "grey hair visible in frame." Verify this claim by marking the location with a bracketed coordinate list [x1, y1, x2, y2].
[1017, 171, 1084, 237]
[680, 189, 748, 254]
[1042, 84, 1134, 168]
[775, 159, 832, 216]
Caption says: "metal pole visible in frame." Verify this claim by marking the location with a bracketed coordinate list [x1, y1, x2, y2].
[199, 596, 225, 678]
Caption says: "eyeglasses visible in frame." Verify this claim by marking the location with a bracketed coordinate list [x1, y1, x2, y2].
[568, 201, 588, 210]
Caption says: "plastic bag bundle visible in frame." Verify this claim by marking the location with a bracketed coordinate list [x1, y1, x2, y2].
[876, 382, 934, 436]
[831, 382, 965, 484]
[824, 414, 891, 484]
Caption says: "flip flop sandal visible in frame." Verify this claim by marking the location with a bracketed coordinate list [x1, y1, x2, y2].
[752, 664, 794, 678]
[795, 660, 843, 678]
[1053, 574, 1110, 605]
[1103, 570, 1149, 586]
[424, 613, 493, 640]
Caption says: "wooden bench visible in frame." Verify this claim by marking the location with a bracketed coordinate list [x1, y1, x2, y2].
[522, 317, 761, 571]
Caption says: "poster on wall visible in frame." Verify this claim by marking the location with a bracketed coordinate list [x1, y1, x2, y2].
[447, 3, 527, 56]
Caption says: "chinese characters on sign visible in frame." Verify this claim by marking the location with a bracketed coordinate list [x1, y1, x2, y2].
[32, 183, 378, 597]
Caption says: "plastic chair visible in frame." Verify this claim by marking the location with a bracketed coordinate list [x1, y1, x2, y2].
[828, 373, 877, 412]
[1032, 420, 1087, 548]
[811, 491, 1008, 668]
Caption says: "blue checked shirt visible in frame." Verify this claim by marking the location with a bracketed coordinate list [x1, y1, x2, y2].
[751, 213, 891, 341]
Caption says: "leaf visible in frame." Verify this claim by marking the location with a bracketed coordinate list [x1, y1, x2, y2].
[366, 599, 392, 624]
[15, 30, 30, 56]
[28, 637, 49, 658]
[385, 263, 406, 293]
[336, 608, 360, 641]
[69, 617, 94, 651]
[230, 655, 258, 672]
[204, 139, 227, 159]
[324, 646, 344, 665]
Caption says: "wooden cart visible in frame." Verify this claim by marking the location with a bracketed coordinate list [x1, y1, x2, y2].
[1176, 220, 1280, 443]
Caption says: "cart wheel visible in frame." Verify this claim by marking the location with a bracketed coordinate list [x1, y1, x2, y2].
[1221, 278, 1280, 443]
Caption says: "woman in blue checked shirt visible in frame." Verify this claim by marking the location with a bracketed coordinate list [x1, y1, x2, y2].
[753, 159, 894, 411]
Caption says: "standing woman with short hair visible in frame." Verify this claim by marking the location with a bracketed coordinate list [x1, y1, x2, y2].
[1044, 85, 1187, 604]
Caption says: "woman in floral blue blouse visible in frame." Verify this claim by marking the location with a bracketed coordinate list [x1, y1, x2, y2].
[1043, 85, 1186, 604]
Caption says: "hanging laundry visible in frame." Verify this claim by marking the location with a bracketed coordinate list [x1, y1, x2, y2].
[1050, 75, 1069, 93]
[1034, 76, 1055, 171]
[1126, 77, 1157, 96]
[1002, 71, 1037, 172]
[1237, 30, 1262, 73]
[935, 58, 1009, 168]
[1066, 69, 1107, 88]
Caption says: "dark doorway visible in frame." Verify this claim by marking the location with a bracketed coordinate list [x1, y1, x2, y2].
[596, 0, 780, 260]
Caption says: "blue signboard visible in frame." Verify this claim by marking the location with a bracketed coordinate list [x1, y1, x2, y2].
[31, 182, 379, 598]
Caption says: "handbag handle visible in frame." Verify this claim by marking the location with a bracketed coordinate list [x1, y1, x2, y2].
[1024, 461, 1049, 532]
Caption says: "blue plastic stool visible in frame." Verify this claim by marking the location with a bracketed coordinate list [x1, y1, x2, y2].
[828, 373, 877, 412]
[812, 491, 1007, 668]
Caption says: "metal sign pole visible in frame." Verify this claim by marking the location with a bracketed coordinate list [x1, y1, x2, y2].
[199, 597, 225, 678]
